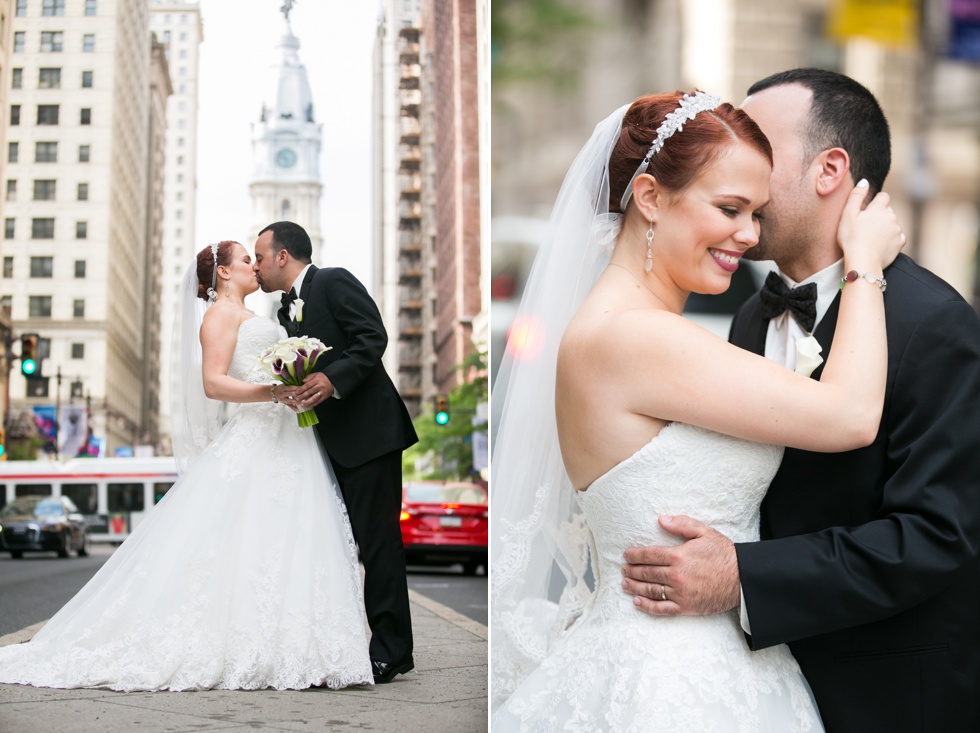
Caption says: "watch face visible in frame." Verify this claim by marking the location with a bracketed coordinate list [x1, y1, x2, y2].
[275, 148, 297, 168]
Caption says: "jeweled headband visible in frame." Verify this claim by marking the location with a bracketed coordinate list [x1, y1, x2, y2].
[619, 91, 724, 213]
[206, 242, 219, 302]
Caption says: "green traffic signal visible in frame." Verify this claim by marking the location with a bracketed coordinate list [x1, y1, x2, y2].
[435, 410, 449, 426]
[434, 394, 450, 426]
[20, 334, 39, 377]
[21, 358, 37, 376]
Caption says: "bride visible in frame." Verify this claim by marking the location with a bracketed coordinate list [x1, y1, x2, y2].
[0, 241, 373, 691]
[491, 92, 903, 730]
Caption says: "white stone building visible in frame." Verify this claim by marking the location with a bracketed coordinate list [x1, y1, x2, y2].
[147, 0, 200, 448]
[1, 0, 160, 456]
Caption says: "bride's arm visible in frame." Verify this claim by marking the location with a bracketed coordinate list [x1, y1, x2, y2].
[200, 310, 287, 404]
[611, 184, 903, 452]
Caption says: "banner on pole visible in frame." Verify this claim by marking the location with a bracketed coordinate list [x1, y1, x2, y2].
[828, 0, 919, 47]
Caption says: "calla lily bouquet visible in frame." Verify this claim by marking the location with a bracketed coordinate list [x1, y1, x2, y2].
[257, 336, 331, 427]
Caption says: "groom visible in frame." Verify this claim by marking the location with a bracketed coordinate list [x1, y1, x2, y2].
[621, 69, 980, 730]
[253, 221, 419, 683]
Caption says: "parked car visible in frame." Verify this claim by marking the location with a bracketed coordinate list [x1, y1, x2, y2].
[400, 481, 488, 575]
[0, 495, 89, 559]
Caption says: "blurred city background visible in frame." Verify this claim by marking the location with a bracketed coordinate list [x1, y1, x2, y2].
[0, 0, 489, 487]
[491, 0, 980, 394]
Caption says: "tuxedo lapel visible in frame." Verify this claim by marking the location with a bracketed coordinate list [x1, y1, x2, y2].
[299, 265, 318, 302]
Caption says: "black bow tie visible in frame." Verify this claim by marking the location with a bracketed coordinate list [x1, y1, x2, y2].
[759, 271, 817, 332]
[280, 289, 298, 312]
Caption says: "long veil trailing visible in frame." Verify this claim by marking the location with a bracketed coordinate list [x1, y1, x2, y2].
[491, 105, 629, 709]
[170, 263, 222, 474]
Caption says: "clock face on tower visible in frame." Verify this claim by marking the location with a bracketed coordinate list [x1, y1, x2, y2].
[275, 148, 297, 168]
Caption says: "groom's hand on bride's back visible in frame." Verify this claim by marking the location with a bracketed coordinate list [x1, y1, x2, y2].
[621, 515, 740, 617]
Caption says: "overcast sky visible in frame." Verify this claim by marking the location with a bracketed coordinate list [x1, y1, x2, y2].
[194, 0, 379, 288]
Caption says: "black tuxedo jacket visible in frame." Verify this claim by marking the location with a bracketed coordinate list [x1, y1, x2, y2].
[731, 254, 980, 732]
[278, 265, 418, 468]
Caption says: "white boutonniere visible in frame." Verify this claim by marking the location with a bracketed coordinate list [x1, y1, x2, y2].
[794, 334, 823, 378]
[293, 298, 304, 323]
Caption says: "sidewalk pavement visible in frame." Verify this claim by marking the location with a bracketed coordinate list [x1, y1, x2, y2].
[0, 589, 488, 732]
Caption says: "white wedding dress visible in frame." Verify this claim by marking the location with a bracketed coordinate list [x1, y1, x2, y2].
[493, 422, 823, 732]
[0, 317, 373, 691]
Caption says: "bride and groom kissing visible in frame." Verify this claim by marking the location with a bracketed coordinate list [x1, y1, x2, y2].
[492, 68, 980, 731]
[0, 221, 419, 691]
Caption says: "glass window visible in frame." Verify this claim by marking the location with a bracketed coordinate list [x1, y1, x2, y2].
[30, 257, 53, 278]
[73, 299, 84, 318]
[15, 0, 26, 17]
[11, 69, 22, 89]
[36, 142, 58, 162]
[40, 32, 64, 53]
[9, 105, 19, 126]
[180, 32, 187, 42]
[31, 218, 55, 238]
[78, 145, 90, 163]
[29, 296, 52, 318]
[82, 34, 95, 53]
[74, 260, 86, 278]
[80, 108, 91, 125]
[84, 0, 97, 16]
[13, 32, 24, 53]
[77, 183, 88, 201]
[163, 31, 170, 44]
[76, 221, 87, 239]
[107, 483, 144, 512]
[81, 70, 93, 88]
[71, 342, 85, 358]
[37, 105, 59, 125]
[1, 296, 11, 317]
[5, 180, 15, 201]
[8, 142, 17, 164]
[26, 379, 49, 398]
[33, 180, 56, 200]
[3, 257, 13, 278]
[62, 484, 96, 513]
[153, 483, 173, 503]
[4, 219, 14, 239]
[38, 68, 61, 88]
[42, 0, 65, 16]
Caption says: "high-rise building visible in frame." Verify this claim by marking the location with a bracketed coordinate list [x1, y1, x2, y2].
[0, 0, 17, 436]
[148, 0, 201, 448]
[249, 2, 322, 321]
[420, 0, 482, 396]
[373, 0, 423, 416]
[2, 0, 158, 455]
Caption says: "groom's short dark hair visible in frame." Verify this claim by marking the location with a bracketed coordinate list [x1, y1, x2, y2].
[260, 221, 313, 264]
[748, 67, 891, 196]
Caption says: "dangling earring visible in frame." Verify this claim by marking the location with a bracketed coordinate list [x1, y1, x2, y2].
[644, 221, 655, 272]
[224, 280, 231, 297]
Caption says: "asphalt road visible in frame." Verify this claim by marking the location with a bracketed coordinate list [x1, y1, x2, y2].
[0, 544, 487, 637]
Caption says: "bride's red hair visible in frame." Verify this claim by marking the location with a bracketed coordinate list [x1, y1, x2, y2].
[609, 91, 773, 213]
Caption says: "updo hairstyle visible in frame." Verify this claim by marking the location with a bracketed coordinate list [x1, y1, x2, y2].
[195, 241, 238, 301]
[609, 92, 774, 214]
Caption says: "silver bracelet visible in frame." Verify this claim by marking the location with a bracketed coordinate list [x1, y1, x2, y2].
[270, 385, 279, 403]
[839, 269, 887, 292]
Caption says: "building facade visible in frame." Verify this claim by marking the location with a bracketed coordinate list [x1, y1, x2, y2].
[0, 0, 16, 444]
[147, 0, 200, 448]
[1, 0, 158, 456]
[373, 0, 424, 416]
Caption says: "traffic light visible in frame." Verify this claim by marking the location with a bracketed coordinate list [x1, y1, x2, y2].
[434, 394, 450, 426]
[20, 334, 38, 377]
[0, 426, 6, 460]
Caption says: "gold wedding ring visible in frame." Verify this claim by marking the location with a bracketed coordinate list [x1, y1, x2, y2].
[660, 584, 667, 601]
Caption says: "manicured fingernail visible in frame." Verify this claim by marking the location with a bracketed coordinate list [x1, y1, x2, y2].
[661, 515, 672, 523]
[622, 579, 628, 589]
[634, 596, 642, 607]
[856, 178, 869, 188]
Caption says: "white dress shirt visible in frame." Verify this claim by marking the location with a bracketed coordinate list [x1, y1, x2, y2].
[740, 258, 844, 635]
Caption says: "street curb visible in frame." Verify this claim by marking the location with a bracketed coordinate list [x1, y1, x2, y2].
[0, 622, 44, 648]
[408, 588, 488, 640]
[0, 592, 487, 649]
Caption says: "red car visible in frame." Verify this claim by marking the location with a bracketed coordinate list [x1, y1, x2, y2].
[400, 481, 488, 575]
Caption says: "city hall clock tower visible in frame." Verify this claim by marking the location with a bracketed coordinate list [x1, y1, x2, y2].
[250, 1, 323, 258]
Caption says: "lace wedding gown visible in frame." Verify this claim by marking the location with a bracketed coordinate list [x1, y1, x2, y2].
[493, 422, 823, 732]
[0, 317, 373, 691]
